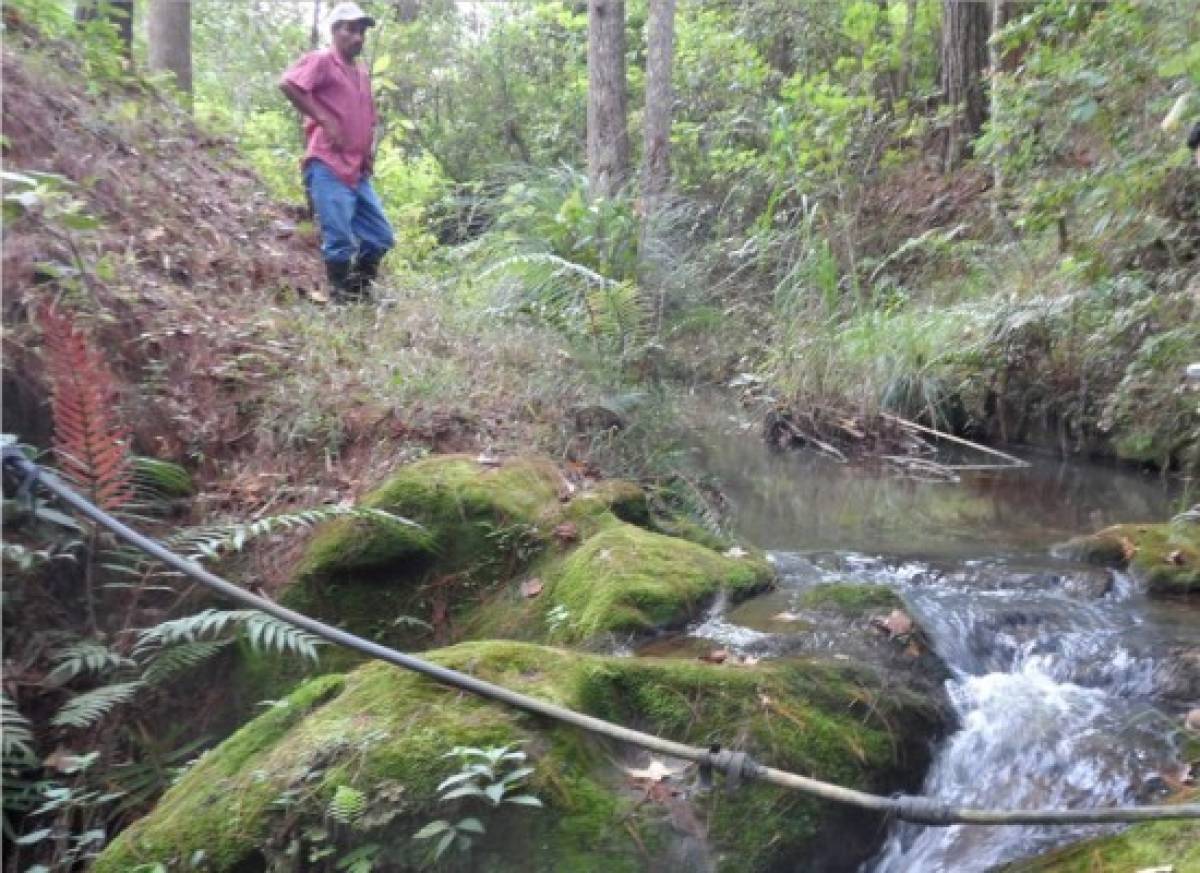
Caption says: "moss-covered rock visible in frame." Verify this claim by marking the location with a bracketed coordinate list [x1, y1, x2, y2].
[1056, 520, 1200, 595]
[998, 809, 1200, 872]
[280, 455, 773, 653]
[467, 517, 774, 646]
[97, 641, 945, 873]
[795, 582, 903, 615]
[294, 455, 566, 583]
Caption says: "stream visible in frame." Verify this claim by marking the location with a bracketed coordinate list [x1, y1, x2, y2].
[663, 395, 1197, 872]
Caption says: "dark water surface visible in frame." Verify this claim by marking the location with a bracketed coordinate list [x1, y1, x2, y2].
[670, 394, 1197, 872]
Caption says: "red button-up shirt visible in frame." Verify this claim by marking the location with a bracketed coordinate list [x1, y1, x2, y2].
[281, 48, 377, 188]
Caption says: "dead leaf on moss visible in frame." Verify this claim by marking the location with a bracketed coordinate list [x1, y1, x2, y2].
[553, 522, 579, 544]
[520, 577, 543, 598]
[1166, 549, 1186, 565]
[772, 611, 803, 622]
[1120, 536, 1138, 560]
[624, 758, 684, 782]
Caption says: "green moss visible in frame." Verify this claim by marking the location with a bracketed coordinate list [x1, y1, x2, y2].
[97, 642, 942, 873]
[296, 455, 565, 583]
[1058, 522, 1200, 595]
[567, 479, 651, 527]
[999, 817, 1200, 872]
[94, 673, 347, 872]
[541, 522, 773, 643]
[796, 583, 903, 615]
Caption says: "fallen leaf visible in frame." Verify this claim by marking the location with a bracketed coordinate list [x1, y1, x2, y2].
[1120, 536, 1138, 560]
[699, 648, 728, 664]
[553, 522, 579, 544]
[1166, 550, 1186, 566]
[520, 578, 543, 598]
[772, 611, 803, 622]
[1185, 708, 1200, 732]
[871, 609, 914, 638]
[624, 759, 684, 782]
[723, 546, 748, 558]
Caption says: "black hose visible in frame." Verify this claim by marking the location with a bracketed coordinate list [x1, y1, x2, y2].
[4, 449, 1198, 827]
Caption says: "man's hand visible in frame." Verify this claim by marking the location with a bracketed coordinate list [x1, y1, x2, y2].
[320, 116, 345, 150]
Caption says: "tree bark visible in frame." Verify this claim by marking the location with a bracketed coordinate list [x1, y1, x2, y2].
[940, 0, 989, 169]
[897, 0, 918, 99]
[587, 0, 631, 199]
[640, 0, 676, 206]
[148, 0, 193, 98]
[75, 0, 134, 59]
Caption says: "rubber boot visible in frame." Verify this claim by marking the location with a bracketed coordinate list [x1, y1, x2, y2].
[325, 260, 353, 304]
[350, 251, 384, 300]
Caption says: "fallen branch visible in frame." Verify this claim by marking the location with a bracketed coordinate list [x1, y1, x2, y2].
[881, 413, 1029, 469]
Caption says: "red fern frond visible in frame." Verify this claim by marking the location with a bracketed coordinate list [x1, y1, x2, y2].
[39, 304, 133, 512]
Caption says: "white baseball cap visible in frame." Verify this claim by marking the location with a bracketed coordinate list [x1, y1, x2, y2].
[327, 2, 376, 29]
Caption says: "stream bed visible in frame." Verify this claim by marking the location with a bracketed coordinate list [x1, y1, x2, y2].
[658, 396, 1197, 871]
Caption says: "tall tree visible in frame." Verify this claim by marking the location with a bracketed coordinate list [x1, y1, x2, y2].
[640, 0, 676, 207]
[75, 0, 134, 59]
[587, 0, 631, 198]
[148, 0, 193, 99]
[940, 0, 990, 169]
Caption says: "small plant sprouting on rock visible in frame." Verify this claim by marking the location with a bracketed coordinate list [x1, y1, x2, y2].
[414, 744, 543, 861]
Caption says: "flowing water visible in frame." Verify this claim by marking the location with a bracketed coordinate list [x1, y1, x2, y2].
[670, 396, 1197, 872]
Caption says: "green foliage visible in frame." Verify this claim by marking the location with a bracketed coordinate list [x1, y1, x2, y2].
[416, 744, 542, 861]
[2, 694, 36, 764]
[134, 608, 324, 665]
[51, 682, 145, 730]
[980, 0, 1199, 266]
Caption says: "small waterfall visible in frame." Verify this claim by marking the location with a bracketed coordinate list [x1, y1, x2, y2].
[862, 559, 1186, 872]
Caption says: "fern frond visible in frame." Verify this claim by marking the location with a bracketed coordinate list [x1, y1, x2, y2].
[328, 784, 367, 825]
[140, 639, 233, 685]
[39, 304, 133, 512]
[242, 613, 323, 663]
[134, 609, 323, 664]
[46, 641, 134, 686]
[480, 252, 619, 288]
[2, 694, 36, 763]
[132, 608, 249, 656]
[50, 681, 144, 729]
[143, 506, 418, 568]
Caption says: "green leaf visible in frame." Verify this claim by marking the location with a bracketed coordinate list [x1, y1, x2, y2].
[14, 827, 53, 845]
[434, 830, 455, 860]
[436, 771, 478, 792]
[413, 820, 451, 840]
[455, 817, 485, 834]
[440, 784, 486, 802]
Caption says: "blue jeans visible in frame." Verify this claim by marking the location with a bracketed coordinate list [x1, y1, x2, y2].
[304, 160, 395, 264]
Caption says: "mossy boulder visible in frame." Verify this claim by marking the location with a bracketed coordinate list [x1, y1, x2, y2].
[294, 455, 566, 583]
[795, 582, 904, 615]
[1056, 519, 1200, 595]
[466, 516, 773, 645]
[281, 454, 773, 651]
[97, 641, 945, 873]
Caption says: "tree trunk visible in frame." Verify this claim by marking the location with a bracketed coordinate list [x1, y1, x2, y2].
[640, 0, 676, 206]
[940, 0, 989, 169]
[897, 0, 918, 99]
[989, 0, 1016, 236]
[587, 0, 630, 199]
[75, 0, 134, 59]
[148, 0, 193, 98]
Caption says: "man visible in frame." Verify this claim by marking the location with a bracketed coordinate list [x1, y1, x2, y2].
[280, 2, 394, 302]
